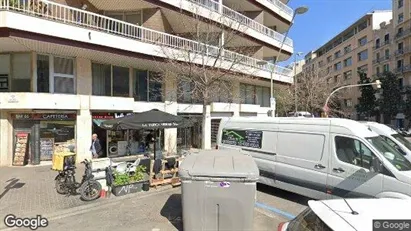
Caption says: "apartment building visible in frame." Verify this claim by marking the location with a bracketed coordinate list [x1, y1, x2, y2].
[301, 10, 392, 119]
[0, 0, 296, 166]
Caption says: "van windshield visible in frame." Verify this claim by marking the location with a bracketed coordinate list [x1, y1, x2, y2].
[367, 136, 411, 171]
[392, 134, 411, 151]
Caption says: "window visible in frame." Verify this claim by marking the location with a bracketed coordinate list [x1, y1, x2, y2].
[287, 208, 333, 231]
[112, 66, 129, 97]
[11, 53, 31, 92]
[210, 80, 233, 104]
[375, 38, 380, 48]
[376, 67, 380, 75]
[334, 75, 340, 83]
[384, 34, 390, 43]
[240, 83, 270, 107]
[397, 60, 404, 69]
[327, 56, 332, 63]
[334, 50, 341, 59]
[358, 50, 368, 61]
[399, 0, 403, 8]
[398, 13, 404, 23]
[383, 64, 390, 72]
[53, 57, 75, 94]
[327, 66, 331, 74]
[398, 42, 404, 51]
[177, 78, 193, 104]
[376, 53, 380, 61]
[367, 136, 411, 171]
[318, 60, 324, 67]
[358, 36, 367, 46]
[335, 136, 374, 169]
[398, 27, 403, 37]
[343, 57, 352, 67]
[133, 70, 162, 102]
[92, 63, 111, 96]
[392, 133, 411, 151]
[37, 55, 49, 93]
[385, 49, 390, 58]
[344, 70, 352, 80]
[334, 62, 342, 71]
[344, 45, 351, 54]
[148, 72, 163, 102]
[92, 63, 130, 97]
[357, 64, 368, 74]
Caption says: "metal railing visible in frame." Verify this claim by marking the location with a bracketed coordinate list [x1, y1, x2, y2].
[395, 47, 411, 57]
[0, 0, 293, 78]
[187, 0, 293, 47]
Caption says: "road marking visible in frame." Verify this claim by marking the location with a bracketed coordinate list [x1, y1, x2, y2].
[255, 202, 296, 220]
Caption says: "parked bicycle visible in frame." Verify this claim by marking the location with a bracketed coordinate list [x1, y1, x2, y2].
[54, 159, 102, 201]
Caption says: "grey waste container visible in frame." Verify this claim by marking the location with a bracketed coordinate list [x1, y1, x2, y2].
[179, 150, 259, 231]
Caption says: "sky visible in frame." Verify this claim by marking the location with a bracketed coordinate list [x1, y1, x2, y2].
[279, 0, 392, 67]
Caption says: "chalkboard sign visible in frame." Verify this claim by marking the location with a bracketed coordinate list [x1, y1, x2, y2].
[221, 129, 263, 149]
[40, 138, 54, 161]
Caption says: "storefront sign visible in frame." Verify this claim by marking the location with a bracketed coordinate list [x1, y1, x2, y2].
[92, 112, 132, 119]
[12, 113, 76, 120]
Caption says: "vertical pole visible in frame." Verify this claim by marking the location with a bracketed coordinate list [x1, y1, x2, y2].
[294, 55, 298, 113]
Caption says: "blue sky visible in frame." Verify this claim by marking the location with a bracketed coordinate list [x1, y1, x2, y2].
[279, 0, 392, 66]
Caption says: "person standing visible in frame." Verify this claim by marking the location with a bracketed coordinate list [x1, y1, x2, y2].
[90, 133, 103, 159]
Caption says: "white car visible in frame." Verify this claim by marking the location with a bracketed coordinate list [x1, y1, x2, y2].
[278, 198, 411, 231]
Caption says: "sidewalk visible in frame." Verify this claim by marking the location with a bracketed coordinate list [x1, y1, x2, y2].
[0, 164, 97, 221]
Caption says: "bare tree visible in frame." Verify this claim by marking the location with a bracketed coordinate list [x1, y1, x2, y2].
[280, 68, 347, 117]
[151, 3, 266, 149]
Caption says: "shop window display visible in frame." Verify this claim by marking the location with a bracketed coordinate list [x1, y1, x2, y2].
[39, 121, 76, 160]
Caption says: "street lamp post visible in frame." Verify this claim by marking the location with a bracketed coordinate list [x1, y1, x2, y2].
[257, 6, 308, 117]
[323, 80, 382, 117]
[294, 52, 303, 113]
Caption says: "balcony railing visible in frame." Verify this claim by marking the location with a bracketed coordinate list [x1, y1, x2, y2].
[395, 47, 411, 57]
[187, 0, 293, 47]
[373, 40, 391, 50]
[395, 28, 411, 40]
[372, 55, 391, 64]
[394, 65, 411, 74]
[0, 0, 293, 78]
[265, 0, 294, 17]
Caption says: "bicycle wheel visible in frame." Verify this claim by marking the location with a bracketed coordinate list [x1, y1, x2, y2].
[79, 180, 102, 201]
[55, 175, 69, 194]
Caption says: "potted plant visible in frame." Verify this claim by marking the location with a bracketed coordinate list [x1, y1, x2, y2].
[111, 165, 149, 197]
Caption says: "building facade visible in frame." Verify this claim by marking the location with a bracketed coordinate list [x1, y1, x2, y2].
[301, 11, 392, 119]
[0, 0, 296, 166]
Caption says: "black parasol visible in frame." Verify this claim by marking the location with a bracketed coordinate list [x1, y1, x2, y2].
[100, 109, 192, 130]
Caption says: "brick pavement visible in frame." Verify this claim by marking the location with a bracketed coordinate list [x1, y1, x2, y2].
[0, 164, 98, 221]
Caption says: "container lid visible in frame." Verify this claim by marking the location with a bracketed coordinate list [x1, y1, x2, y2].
[179, 150, 259, 179]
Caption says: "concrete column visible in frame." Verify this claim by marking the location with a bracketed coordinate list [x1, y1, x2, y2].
[163, 73, 178, 154]
[202, 105, 212, 149]
[218, 0, 223, 14]
[232, 81, 240, 116]
[76, 57, 92, 95]
[76, 109, 92, 162]
[0, 111, 11, 166]
[31, 52, 37, 92]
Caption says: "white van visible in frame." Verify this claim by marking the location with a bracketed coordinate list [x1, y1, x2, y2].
[217, 117, 411, 199]
[360, 121, 411, 161]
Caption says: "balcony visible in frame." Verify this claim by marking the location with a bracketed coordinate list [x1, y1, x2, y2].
[394, 65, 411, 74]
[395, 47, 411, 57]
[372, 55, 391, 65]
[395, 28, 411, 40]
[0, 0, 294, 83]
[373, 40, 391, 50]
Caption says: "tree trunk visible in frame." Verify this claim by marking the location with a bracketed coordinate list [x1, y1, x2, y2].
[201, 103, 210, 149]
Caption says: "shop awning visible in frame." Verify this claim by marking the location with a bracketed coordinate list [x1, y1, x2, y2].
[100, 109, 193, 130]
[92, 119, 107, 127]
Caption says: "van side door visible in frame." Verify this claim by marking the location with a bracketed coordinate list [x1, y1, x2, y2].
[327, 134, 383, 198]
[275, 130, 329, 200]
